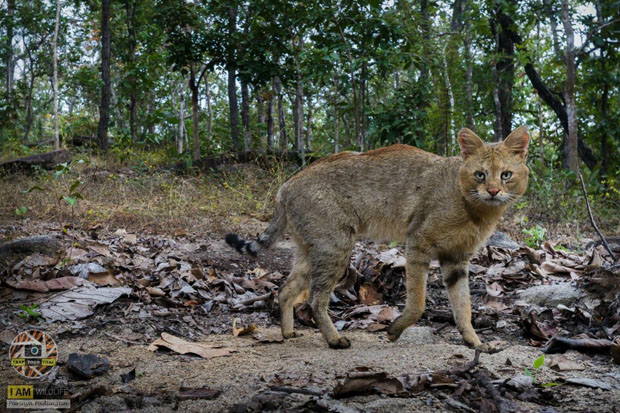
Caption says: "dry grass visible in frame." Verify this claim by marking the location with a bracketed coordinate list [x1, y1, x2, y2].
[0, 159, 291, 237]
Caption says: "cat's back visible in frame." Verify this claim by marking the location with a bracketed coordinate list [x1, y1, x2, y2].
[289, 144, 443, 185]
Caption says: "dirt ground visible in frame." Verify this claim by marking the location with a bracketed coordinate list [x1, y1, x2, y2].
[1, 220, 619, 412]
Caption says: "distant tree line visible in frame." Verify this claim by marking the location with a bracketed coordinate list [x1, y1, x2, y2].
[0, 0, 618, 176]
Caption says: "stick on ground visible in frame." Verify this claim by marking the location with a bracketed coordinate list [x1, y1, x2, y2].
[578, 172, 617, 262]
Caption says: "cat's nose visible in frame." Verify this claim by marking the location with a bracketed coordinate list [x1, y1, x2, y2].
[488, 188, 500, 197]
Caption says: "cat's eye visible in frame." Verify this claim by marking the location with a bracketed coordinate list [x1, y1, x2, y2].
[501, 171, 513, 180]
[474, 171, 486, 181]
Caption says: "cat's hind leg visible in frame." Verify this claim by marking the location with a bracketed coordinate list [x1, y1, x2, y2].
[308, 247, 353, 349]
[279, 250, 310, 339]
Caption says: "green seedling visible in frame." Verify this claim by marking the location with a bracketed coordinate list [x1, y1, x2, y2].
[17, 303, 41, 319]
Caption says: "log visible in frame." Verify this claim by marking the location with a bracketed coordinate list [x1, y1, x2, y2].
[0, 150, 72, 174]
[0, 236, 63, 261]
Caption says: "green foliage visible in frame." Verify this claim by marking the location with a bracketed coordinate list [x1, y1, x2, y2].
[17, 303, 41, 319]
[522, 225, 546, 248]
[14, 206, 27, 216]
[524, 354, 562, 388]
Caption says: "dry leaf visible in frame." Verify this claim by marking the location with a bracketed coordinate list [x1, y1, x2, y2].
[146, 287, 166, 297]
[548, 355, 585, 371]
[148, 333, 235, 359]
[232, 318, 257, 336]
[359, 285, 382, 305]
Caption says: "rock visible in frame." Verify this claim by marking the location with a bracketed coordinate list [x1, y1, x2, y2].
[519, 284, 581, 308]
[485, 231, 520, 250]
[67, 353, 110, 379]
[0, 236, 62, 260]
[398, 327, 435, 345]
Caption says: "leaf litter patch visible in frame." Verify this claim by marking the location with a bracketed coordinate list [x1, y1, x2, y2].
[0, 225, 618, 411]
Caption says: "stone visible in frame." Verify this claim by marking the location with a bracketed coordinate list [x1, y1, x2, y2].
[398, 327, 435, 345]
[519, 284, 582, 308]
[485, 231, 520, 250]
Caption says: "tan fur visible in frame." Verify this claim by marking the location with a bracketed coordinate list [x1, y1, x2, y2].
[233, 126, 530, 350]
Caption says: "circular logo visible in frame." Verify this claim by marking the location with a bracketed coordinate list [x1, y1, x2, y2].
[9, 330, 58, 379]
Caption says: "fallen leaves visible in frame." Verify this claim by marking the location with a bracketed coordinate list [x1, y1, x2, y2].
[148, 332, 235, 359]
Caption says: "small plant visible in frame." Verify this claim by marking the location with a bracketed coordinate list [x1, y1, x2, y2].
[524, 354, 561, 387]
[17, 303, 41, 319]
[23, 159, 89, 228]
[14, 206, 27, 216]
[522, 224, 546, 248]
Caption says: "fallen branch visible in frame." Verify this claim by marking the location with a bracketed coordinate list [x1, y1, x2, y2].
[0, 149, 72, 174]
[579, 172, 617, 262]
[235, 292, 272, 307]
[268, 385, 325, 396]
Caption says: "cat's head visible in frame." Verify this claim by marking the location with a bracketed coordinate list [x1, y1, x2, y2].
[457, 126, 530, 207]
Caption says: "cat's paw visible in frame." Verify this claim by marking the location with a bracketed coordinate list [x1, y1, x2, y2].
[282, 331, 303, 339]
[386, 321, 404, 342]
[328, 337, 351, 349]
[476, 340, 506, 354]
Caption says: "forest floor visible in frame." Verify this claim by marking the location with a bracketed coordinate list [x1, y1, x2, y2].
[0, 163, 619, 412]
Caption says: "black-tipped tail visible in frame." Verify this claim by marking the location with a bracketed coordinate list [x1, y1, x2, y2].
[225, 233, 258, 256]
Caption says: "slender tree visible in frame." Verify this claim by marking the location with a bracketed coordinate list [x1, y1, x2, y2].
[97, 0, 112, 152]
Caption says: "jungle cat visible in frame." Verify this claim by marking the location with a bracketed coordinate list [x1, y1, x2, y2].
[226, 126, 530, 351]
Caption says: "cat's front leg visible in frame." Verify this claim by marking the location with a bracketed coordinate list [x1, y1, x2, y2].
[440, 258, 486, 349]
[387, 244, 431, 341]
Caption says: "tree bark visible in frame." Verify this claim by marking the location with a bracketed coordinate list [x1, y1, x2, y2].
[226, 6, 241, 151]
[442, 44, 456, 154]
[189, 64, 200, 162]
[561, 0, 579, 172]
[241, 80, 251, 152]
[97, 0, 111, 152]
[256, 88, 265, 147]
[125, 0, 138, 142]
[6, 0, 15, 107]
[177, 83, 185, 154]
[52, 0, 61, 150]
[227, 68, 241, 151]
[274, 75, 287, 152]
[463, 19, 475, 130]
[491, 6, 515, 140]
[305, 97, 312, 152]
[205, 75, 213, 140]
[267, 85, 275, 149]
[22, 56, 36, 143]
[334, 107, 340, 153]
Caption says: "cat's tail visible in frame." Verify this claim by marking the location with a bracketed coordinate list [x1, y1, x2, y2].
[225, 188, 288, 256]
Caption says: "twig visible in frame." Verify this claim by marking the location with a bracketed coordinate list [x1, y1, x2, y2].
[578, 172, 617, 262]
[104, 332, 143, 346]
[235, 292, 272, 307]
[477, 371, 515, 413]
[268, 385, 325, 396]
[445, 349, 481, 376]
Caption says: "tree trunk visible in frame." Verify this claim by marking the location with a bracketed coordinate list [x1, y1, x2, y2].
[52, 0, 61, 150]
[267, 86, 274, 149]
[544, 0, 564, 61]
[189, 64, 200, 162]
[126, 0, 137, 142]
[226, 6, 241, 152]
[22, 68, 36, 143]
[6, 0, 15, 107]
[491, 6, 515, 140]
[97, 0, 111, 152]
[463, 23, 474, 130]
[305, 97, 312, 152]
[227, 68, 241, 151]
[241, 80, 251, 152]
[256, 88, 266, 148]
[178, 83, 185, 155]
[442, 44, 456, 154]
[561, 0, 579, 172]
[111, 76, 124, 130]
[334, 106, 340, 153]
[205, 75, 213, 139]
[274, 75, 287, 152]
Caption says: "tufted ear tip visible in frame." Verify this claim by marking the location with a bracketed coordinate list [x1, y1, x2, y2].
[503, 126, 530, 158]
[458, 128, 484, 159]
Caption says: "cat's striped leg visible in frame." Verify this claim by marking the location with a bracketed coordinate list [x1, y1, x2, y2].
[387, 244, 430, 341]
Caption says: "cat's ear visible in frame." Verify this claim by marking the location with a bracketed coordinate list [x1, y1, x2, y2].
[502, 126, 530, 159]
[458, 128, 484, 159]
